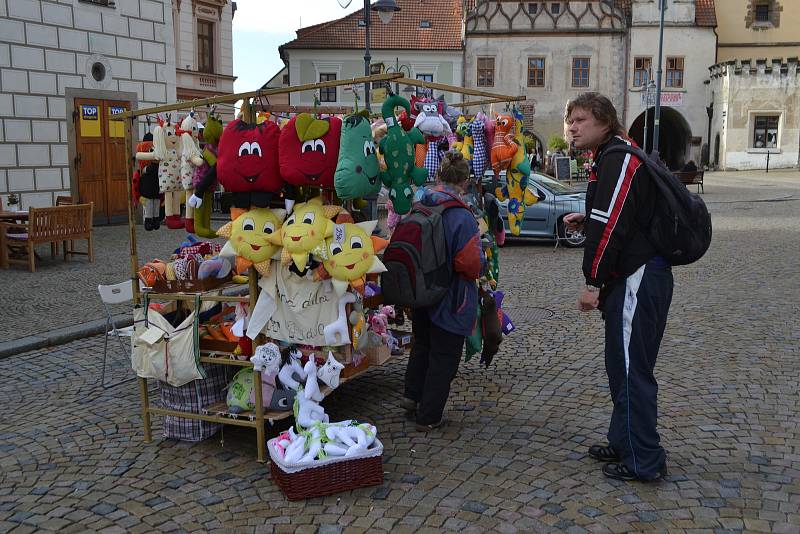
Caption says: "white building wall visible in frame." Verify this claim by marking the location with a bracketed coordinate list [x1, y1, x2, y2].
[0, 0, 176, 208]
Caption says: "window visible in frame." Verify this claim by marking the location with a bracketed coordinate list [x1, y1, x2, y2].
[753, 115, 779, 148]
[551, 2, 560, 14]
[319, 73, 337, 102]
[633, 56, 652, 87]
[79, 0, 115, 6]
[572, 57, 590, 87]
[666, 56, 684, 88]
[419, 20, 431, 28]
[477, 57, 494, 87]
[527, 57, 545, 87]
[282, 74, 289, 85]
[415, 73, 433, 96]
[755, 3, 770, 22]
[371, 63, 384, 89]
[197, 19, 214, 73]
[527, 2, 538, 14]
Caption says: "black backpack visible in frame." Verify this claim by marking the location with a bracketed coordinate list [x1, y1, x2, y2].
[602, 145, 712, 266]
[381, 198, 467, 308]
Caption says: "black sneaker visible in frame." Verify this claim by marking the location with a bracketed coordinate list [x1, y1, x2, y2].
[602, 462, 667, 482]
[588, 444, 620, 462]
[144, 218, 154, 231]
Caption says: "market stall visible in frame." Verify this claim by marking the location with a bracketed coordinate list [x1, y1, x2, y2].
[113, 74, 525, 498]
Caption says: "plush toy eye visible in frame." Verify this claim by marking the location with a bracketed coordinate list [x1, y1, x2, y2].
[238, 142, 251, 156]
[302, 212, 315, 225]
[262, 221, 275, 234]
[313, 139, 326, 154]
[285, 214, 295, 225]
[389, 188, 396, 198]
[301, 140, 315, 154]
[330, 243, 342, 255]
[363, 140, 374, 157]
[242, 218, 255, 231]
[404, 187, 412, 199]
[350, 236, 363, 249]
[250, 142, 262, 157]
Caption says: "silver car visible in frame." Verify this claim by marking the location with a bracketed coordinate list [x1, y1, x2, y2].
[483, 171, 587, 247]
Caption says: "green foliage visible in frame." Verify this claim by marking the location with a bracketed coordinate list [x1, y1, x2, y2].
[548, 135, 568, 152]
[522, 134, 536, 154]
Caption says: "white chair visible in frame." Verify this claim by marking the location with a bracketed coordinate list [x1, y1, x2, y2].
[98, 281, 136, 389]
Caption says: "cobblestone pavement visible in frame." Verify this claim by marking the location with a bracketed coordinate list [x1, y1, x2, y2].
[1, 171, 799, 533]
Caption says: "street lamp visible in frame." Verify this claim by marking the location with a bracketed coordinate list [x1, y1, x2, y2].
[642, 79, 656, 153]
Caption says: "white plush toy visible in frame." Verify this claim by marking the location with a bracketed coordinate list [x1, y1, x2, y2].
[295, 387, 328, 429]
[323, 292, 357, 345]
[251, 342, 281, 374]
[278, 347, 307, 390]
[303, 356, 324, 402]
[317, 351, 345, 389]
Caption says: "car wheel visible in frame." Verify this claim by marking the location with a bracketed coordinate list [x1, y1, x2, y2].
[557, 218, 586, 248]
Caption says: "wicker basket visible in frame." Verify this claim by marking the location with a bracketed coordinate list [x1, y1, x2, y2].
[268, 438, 384, 500]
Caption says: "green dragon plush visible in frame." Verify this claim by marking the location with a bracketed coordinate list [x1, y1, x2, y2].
[379, 95, 428, 214]
[334, 111, 381, 200]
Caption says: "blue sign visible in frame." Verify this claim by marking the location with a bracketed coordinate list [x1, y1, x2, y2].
[81, 105, 98, 120]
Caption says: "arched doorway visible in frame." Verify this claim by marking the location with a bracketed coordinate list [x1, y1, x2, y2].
[628, 107, 692, 170]
[522, 129, 546, 171]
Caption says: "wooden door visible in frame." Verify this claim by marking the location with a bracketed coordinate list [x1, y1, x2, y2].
[74, 99, 131, 224]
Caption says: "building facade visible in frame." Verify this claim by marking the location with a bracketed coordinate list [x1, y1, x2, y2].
[278, 0, 465, 109]
[710, 0, 799, 170]
[0, 0, 177, 222]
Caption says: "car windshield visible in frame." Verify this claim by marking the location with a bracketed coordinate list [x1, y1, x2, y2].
[531, 174, 580, 194]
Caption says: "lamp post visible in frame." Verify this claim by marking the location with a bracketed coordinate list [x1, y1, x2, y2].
[642, 79, 656, 153]
[356, 0, 400, 112]
[651, 0, 666, 157]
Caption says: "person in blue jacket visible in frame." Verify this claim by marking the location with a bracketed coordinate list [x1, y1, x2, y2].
[402, 151, 486, 432]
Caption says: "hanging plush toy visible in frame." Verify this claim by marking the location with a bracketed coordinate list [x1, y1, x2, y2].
[134, 132, 161, 231]
[188, 113, 223, 238]
[470, 117, 488, 178]
[279, 113, 342, 188]
[333, 111, 381, 200]
[413, 101, 452, 139]
[491, 114, 518, 177]
[215, 117, 282, 220]
[216, 207, 286, 275]
[457, 117, 474, 162]
[378, 94, 428, 215]
[267, 196, 341, 272]
[179, 113, 204, 234]
[495, 116, 538, 236]
[137, 118, 184, 229]
[321, 220, 388, 296]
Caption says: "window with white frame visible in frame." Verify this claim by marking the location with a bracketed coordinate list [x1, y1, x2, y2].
[197, 19, 214, 73]
[752, 115, 779, 148]
[319, 73, 337, 102]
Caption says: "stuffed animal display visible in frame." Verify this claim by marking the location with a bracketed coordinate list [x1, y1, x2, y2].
[494, 115, 538, 235]
[134, 132, 161, 231]
[216, 207, 286, 275]
[378, 95, 428, 215]
[279, 113, 342, 188]
[179, 113, 204, 233]
[413, 101, 451, 138]
[470, 118, 488, 178]
[188, 113, 223, 238]
[136, 118, 184, 229]
[490, 114, 518, 177]
[268, 196, 340, 272]
[321, 220, 388, 296]
[334, 111, 381, 200]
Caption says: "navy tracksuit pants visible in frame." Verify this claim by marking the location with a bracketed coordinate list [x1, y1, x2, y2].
[602, 258, 673, 479]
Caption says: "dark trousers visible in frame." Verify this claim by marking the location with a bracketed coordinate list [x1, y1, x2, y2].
[404, 309, 465, 425]
[603, 260, 673, 479]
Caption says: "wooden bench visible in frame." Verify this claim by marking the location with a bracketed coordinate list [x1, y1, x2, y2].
[675, 170, 704, 194]
[0, 203, 94, 272]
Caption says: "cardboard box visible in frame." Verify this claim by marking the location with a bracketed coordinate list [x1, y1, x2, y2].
[389, 329, 413, 349]
[366, 344, 391, 366]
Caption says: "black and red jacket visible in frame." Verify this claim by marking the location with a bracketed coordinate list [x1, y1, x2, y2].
[583, 135, 657, 288]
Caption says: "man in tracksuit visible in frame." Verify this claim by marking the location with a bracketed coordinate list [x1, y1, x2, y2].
[563, 93, 673, 482]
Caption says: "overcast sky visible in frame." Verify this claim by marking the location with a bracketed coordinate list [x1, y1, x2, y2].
[232, 1, 364, 93]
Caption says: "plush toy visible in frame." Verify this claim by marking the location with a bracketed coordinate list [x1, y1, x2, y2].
[464, 302, 482, 362]
[279, 113, 342, 188]
[134, 132, 161, 231]
[303, 356, 324, 402]
[321, 220, 388, 296]
[179, 113, 204, 233]
[188, 113, 224, 238]
[457, 117, 474, 162]
[378, 95, 429, 215]
[323, 291, 357, 345]
[294, 387, 329, 429]
[334, 112, 381, 200]
[137, 118, 184, 229]
[267, 196, 340, 272]
[216, 207, 286, 275]
[251, 342, 282, 374]
[215, 118, 282, 219]
[413, 101, 452, 138]
[479, 289, 503, 367]
[277, 347, 307, 391]
[385, 199, 401, 232]
[491, 114, 518, 177]
[470, 118, 488, 178]
[317, 351, 345, 389]
[495, 118, 538, 236]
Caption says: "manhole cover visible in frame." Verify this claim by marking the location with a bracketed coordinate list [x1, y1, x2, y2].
[506, 307, 554, 321]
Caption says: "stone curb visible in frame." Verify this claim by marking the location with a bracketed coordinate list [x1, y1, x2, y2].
[0, 314, 133, 359]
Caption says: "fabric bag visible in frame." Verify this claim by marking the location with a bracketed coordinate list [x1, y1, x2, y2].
[131, 293, 205, 387]
[601, 145, 712, 265]
[160, 363, 228, 442]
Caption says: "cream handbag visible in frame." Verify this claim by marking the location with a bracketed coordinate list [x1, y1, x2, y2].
[131, 294, 205, 387]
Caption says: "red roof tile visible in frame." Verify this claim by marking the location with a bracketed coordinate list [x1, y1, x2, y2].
[280, 0, 464, 51]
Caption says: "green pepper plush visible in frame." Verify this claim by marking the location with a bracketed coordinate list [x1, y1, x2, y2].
[378, 95, 428, 215]
[334, 111, 381, 200]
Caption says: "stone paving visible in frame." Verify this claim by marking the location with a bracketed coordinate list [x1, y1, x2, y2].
[0, 171, 799, 532]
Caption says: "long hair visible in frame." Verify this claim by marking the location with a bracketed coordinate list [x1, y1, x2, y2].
[565, 92, 626, 138]
[151, 121, 178, 161]
[179, 114, 202, 160]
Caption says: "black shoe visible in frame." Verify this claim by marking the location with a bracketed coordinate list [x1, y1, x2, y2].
[602, 462, 667, 482]
[152, 217, 160, 230]
[144, 218, 154, 231]
[588, 444, 620, 462]
[401, 397, 417, 420]
[414, 418, 446, 432]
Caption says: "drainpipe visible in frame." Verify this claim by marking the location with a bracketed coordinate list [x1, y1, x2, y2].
[622, 26, 630, 129]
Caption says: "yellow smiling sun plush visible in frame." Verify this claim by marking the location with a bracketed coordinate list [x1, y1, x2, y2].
[217, 207, 286, 275]
[322, 220, 389, 296]
[268, 196, 341, 271]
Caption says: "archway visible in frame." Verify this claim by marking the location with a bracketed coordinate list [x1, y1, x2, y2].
[628, 107, 692, 170]
[522, 129, 546, 171]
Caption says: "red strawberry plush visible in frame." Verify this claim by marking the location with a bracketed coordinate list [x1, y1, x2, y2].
[279, 113, 342, 188]
[217, 119, 282, 208]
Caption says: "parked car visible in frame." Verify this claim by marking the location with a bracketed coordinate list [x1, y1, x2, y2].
[482, 170, 587, 247]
